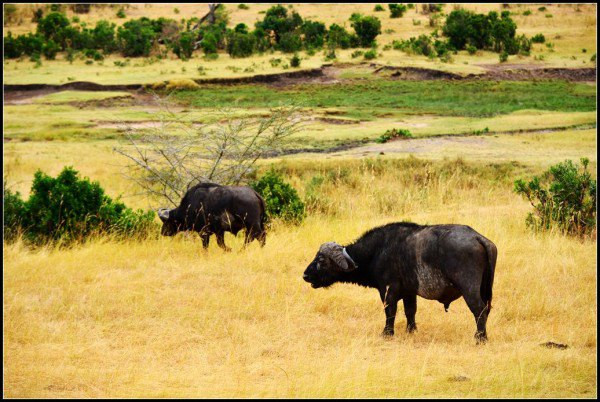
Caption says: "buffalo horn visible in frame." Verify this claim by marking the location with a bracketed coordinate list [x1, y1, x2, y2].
[320, 242, 354, 272]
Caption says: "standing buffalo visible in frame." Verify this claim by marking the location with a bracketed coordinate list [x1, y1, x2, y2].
[303, 222, 497, 343]
[158, 183, 267, 251]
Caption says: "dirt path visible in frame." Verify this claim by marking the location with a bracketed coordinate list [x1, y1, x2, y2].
[268, 124, 595, 158]
[326, 125, 595, 158]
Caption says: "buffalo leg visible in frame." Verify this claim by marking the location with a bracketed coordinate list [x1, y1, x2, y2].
[380, 287, 400, 337]
[215, 231, 231, 252]
[258, 232, 266, 247]
[243, 230, 252, 247]
[462, 292, 489, 344]
[403, 295, 418, 333]
[201, 234, 210, 249]
[251, 224, 266, 247]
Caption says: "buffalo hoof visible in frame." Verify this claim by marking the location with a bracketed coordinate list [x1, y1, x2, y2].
[475, 332, 488, 345]
[381, 328, 394, 338]
[406, 323, 417, 334]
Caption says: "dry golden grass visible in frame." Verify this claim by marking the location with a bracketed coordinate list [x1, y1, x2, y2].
[2, 5, 597, 395]
[3, 155, 597, 398]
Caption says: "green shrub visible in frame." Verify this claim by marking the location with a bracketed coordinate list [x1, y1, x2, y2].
[278, 31, 302, 53]
[351, 50, 363, 58]
[327, 23, 355, 49]
[3, 32, 22, 59]
[251, 170, 305, 224]
[83, 48, 103, 60]
[389, 4, 408, 18]
[226, 30, 256, 58]
[203, 52, 219, 61]
[396, 34, 436, 56]
[466, 44, 477, 54]
[172, 31, 196, 60]
[375, 128, 413, 143]
[117, 18, 156, 57]
[200, 32, 219, 55]
[36, 12, 70, 43]
[363, 49, 377, 60]
[3, 181, 26, 242]
[538, 6, 547, 12]
[32, 8, 44, 23]
[238, 4, 249, 10]
[523, 10, 532, 16]
[301, 20, 326, 49]
[116, 8, 126, 18]
[514, 158, 596, 237]
[515, 34, 532, 55]
[92, 20, 117, 52]
[443, 9, 520, 54]
[350, 14, 381, 47]
[4, 167, 156, 245]
[290, 53, 301, 67]
[41, 39, 59, 59]
[499, 50, 508, 62]
[66, 47, 75, 63]
[374, 5, 385, 12]
[256, 5, 303, 44]
[531, 33, 545, 43]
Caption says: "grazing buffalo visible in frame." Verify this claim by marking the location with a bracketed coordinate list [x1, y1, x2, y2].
[158, 183, 267, 251]
[303, 222, 497, 343]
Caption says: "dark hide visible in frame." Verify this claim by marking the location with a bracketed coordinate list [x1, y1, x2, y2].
[303, 222, 497, 343]
[158, 183, 267, 251]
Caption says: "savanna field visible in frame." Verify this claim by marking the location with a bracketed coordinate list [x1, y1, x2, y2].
[3, 3, 597, 398]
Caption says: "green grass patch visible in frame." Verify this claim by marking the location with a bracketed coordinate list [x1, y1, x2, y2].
[174, 80, 597, 117]
[33, 91, 133, 104]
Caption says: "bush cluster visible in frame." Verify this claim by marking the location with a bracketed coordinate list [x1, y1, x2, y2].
[443, 10, 530, 55]
[375, 128, 413, 143]
[3, 167, 156, 245]
[5, 6, 387, 61]
[514, 158, 596, 237]
[389, 4, 408, 18]
[251, 170, 305, 224]
[531, 33, 546, 43]
[393, 9, 534, 61]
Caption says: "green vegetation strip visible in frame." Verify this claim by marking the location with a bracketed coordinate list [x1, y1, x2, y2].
[174, 80, 596, 117]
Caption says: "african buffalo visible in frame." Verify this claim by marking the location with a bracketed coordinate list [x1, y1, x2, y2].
[158, 183, 267, 251]
[303, 222, 497, 343]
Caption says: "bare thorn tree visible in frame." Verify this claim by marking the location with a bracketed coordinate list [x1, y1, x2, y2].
[114, 94, 305, 208]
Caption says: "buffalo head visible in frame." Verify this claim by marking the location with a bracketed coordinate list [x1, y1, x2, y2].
[303, 242, 357, 288]
[157, 208, 180, 236]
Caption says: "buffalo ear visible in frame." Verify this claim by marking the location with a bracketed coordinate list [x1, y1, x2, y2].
[319, 242, 352, 272]
[157, 208, 171, 222]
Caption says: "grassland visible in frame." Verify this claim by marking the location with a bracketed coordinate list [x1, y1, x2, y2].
[173, 80, 597, 116]
[4, 156, 597, 398]
[4, 80, 597, 146]
[3, 2, 597, 399]
[3, 3, 597, 85]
